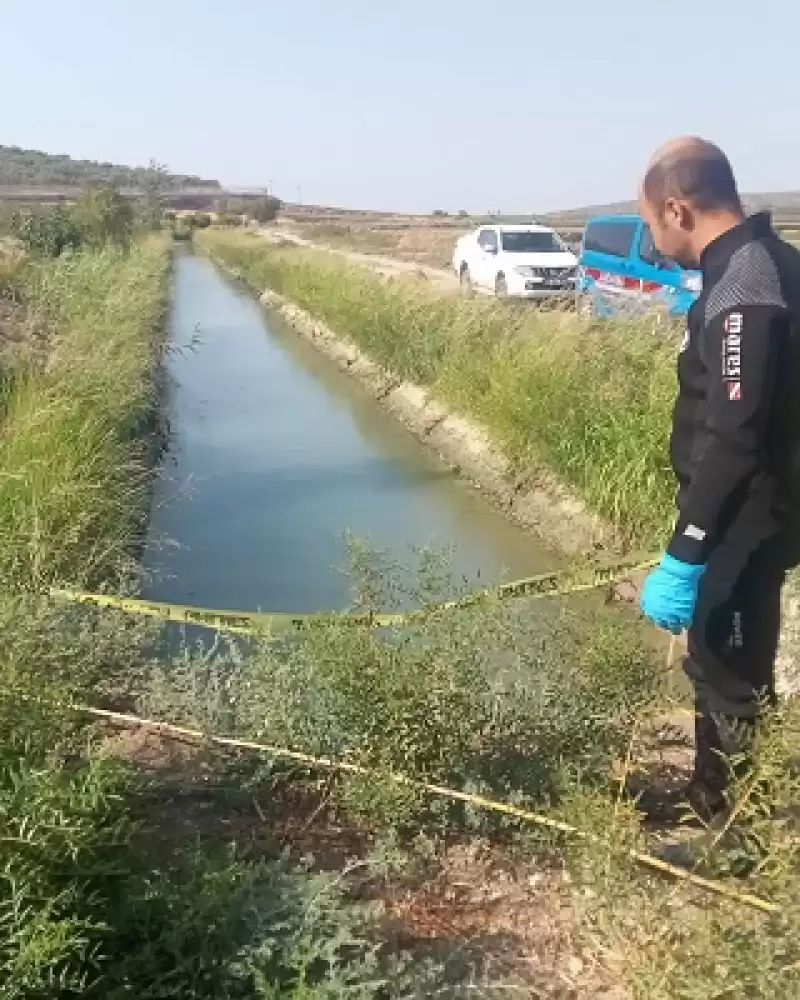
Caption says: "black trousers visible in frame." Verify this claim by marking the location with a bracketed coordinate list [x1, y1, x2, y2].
[684, 518, 788, 720]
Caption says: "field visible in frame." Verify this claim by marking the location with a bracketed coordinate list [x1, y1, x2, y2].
[0, 224, 798, 998]
[276, 215, 473, 270]
[276, 205, 800, 272]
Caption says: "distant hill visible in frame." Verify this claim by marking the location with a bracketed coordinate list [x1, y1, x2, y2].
[545, 192, 800, 225]
[0, 145, 220, 190]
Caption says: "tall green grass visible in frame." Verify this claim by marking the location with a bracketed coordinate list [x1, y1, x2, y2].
[0, 241, 169, 591]
[198, 231, 677, 550]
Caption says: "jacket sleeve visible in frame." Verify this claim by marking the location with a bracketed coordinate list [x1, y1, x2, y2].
[666, 304, 786, 564]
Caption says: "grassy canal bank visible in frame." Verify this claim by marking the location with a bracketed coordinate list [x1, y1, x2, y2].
[0, 230, 797, 998]
[0, 240, 169, 591]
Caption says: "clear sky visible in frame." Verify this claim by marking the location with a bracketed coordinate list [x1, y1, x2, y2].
[2, 0, 798, 213]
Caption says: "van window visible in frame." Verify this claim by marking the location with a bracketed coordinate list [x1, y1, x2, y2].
[477, 229, 498, 252]
[637, 225, 675, 268]
[584, 220, 637, 259]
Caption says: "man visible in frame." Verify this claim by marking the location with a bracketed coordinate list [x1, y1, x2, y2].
[638, 137, 800, 818]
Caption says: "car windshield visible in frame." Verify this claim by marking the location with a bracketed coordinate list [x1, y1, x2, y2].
[501, 231, 562, 253]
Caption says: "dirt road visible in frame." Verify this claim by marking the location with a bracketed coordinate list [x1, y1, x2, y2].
[257, 226, 461, 293]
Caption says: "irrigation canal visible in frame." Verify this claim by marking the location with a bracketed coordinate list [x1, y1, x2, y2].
[141, 252, 554, 616]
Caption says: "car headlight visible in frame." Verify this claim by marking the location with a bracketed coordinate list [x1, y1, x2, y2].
[680, 272, 703, 293]
[513, 266, 536, 277]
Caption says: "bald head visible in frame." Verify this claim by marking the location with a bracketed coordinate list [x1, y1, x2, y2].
[643, 136, 743, 214]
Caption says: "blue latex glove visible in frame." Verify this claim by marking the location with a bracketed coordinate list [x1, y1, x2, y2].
[640, 555, 706, 634]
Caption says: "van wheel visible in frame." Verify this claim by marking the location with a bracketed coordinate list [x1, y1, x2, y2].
[459, 265, 473, 295]
[495, 273, 508, 297]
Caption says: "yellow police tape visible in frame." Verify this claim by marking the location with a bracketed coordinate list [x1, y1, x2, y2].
[50, 555, 658, 637]
[79, 701, 778, 914]
[47, 556, 783, 915]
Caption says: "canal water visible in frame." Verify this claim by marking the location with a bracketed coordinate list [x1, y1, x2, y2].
[141, 253, 554, 615]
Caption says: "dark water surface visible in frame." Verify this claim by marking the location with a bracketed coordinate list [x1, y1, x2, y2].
[142, 253, 554, 614]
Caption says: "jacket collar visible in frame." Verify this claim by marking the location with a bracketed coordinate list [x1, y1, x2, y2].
[700, 211, 774, 282]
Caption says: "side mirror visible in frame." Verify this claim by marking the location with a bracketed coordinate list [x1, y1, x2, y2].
[484, 244, 498, 255]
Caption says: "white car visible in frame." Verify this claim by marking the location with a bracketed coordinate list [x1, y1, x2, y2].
[453, 224, 578, 299]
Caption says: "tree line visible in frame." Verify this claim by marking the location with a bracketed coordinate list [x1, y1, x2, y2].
[9, 183, 283, 257]
[0, 146, 219, 190]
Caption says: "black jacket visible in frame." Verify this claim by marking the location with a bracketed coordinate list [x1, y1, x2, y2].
[668, 212, 800, 565]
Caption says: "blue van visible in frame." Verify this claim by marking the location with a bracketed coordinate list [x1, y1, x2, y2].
[576, 214, 702, 318]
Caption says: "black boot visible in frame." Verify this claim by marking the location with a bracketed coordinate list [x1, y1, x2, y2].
[632, 710, 754, 825]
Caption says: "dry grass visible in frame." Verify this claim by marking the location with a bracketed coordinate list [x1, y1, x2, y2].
[289, 220, 471, 269]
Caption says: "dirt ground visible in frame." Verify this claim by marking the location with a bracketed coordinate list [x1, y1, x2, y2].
[260, 223, 462, 293]
[286, 219, 471, 270]
[104, 720, 681, 998]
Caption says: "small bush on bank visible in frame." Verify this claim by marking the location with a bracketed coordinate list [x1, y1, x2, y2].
[14, 184, 137, 259]
[0, 601, 406, 1000]
[14, 206, 85, 258]
[249, 196, 282, 225]
[140, 547, 662, 832]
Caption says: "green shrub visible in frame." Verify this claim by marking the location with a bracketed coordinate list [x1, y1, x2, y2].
[71, 183, 134, 250]
[14, 207, 84, 258]
[0, 600, 398, 999]
[248, 197, 282, 225]
[15, 186, 136, 259]
[139, 547, 662, 833]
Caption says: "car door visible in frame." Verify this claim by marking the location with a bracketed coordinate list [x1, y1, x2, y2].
[473, 228, 499, 289]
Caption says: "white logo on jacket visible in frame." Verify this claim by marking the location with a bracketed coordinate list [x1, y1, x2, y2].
[722, 312, 743, 400]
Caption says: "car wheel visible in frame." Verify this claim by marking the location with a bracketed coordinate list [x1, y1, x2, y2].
[459, 265, 473, 295]
[495, 273, 508, 297]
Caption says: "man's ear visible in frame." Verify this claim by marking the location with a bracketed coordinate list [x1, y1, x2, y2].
[663, 197, 683, 228]
[667, 197, 694, 232]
